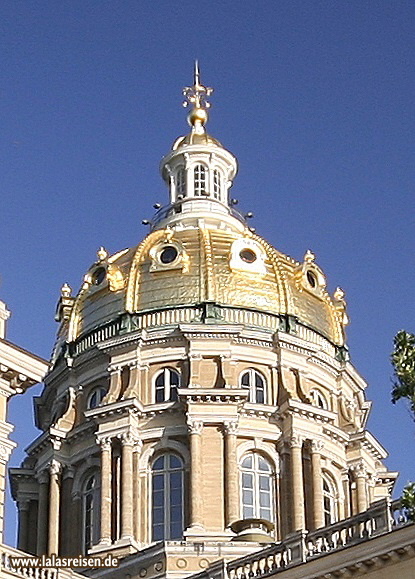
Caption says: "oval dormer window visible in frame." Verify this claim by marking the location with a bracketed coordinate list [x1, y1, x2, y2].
[159, 246, 178, 264]
[91, 267, 106, 286]
[194, 164, 206, 196]
[239, 248, 257, 264]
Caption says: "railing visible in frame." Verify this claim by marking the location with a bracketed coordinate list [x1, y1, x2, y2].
[199, 498, 412, 579]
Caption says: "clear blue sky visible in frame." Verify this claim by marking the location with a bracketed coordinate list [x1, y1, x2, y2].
[1, 1, 414, 545]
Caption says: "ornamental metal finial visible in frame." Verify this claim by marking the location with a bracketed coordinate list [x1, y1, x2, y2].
[183, 61, 213, 129]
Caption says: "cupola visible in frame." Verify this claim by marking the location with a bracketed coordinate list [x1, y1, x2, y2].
[155, 63, 241, 231]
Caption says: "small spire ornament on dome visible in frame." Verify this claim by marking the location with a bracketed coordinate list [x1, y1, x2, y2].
[183, 61, 213, 133]
[97, 246, 108, 262]
[60, 283, 72, 298]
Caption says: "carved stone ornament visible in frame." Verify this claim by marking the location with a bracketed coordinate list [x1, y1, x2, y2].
[289, 434, 303, 448]
[187, 419, 204, 435]
[223, 420, 239, 436]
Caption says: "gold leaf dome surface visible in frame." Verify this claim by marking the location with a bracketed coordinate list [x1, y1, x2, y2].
[67, 225, 345, 348]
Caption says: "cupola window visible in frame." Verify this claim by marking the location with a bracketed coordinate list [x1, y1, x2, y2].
[194, 164, 207, 196]
[82, 473, 100, 553]
[240, 369, 267, 404]
[159, 245, 179, 264]
[176, 167, 186, 198]
[323, 474, 338, 525]
[240, 453, 274, 521]
[155, 368, 180, 403]
[213, 169, 222, 200]
[152, 453, 184, 541]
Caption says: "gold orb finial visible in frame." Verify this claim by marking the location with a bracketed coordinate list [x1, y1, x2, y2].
[182, 61, 213, 131]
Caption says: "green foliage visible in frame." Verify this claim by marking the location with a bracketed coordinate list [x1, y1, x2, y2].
[401, 482, 415, 521]
[391, 330, 415, 418]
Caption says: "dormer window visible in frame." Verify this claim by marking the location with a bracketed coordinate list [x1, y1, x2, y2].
[213, 169, 222, 200]
[176, 167, 186, 198]
[194, 164, 207, 196]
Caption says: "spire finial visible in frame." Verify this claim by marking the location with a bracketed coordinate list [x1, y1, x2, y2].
[183, 61, 213, 131]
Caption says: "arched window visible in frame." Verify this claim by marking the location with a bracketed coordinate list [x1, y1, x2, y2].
[194, 164, 206, 196]
[155, 368, 180, 403]
[152, 454, 184, 541]
[213, 169, 222, 200]
[309, 389, 328, 410]
[82, 473, 100, 553]
[240, 369, 267, 404]
[176, 167, 186, 198]
[240, 453, 274, 521]
[323, 474, 338, 525]
[87, 386, 107, 409]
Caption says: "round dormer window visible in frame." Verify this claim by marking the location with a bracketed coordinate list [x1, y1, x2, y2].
[239, 248, 257, 263]
[92, 267, 106, 285]
[159, 246, 178, 264]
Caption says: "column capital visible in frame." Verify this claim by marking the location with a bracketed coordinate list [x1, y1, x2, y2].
[120, 431, 141, 448]
[96, 436, 112, 451]
[17, 499, 30, 512]
[351, 460, 367, 478]
[188, 419, 203, 435]
[223, 420, 239, 436]
[311, 439, 324, 453]
[48, 459, 62, 477]
[289, 434, 303, 449]
[37, 470, 49, 485]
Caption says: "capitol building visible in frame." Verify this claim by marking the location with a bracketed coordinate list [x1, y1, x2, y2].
[0, 68, 414, 578]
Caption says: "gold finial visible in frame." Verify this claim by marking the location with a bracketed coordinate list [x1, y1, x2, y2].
[97, 246, 108, 262]
[61, 283, 72, 298]
[183, 61, 213, 130]
[304, 249, 315, 263]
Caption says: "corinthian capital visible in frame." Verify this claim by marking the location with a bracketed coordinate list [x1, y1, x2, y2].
[188, 419, 203, 435]
[223, 420, 239, 436]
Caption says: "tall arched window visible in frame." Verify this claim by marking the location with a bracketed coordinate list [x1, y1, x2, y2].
[82, 473, 100, 553]
[87, 386, 107, 409]
[323, 474, 338, 525]
[213, 169, 222, 200]
[152, 454, 184, 541]
[240, 453, 274, 521]
[194, 164, 206, 196]
[155, 368, 180, 403]
[240, 369, 267, 404]
[176, 167, 186, 198]
[309, 389, 328, 410]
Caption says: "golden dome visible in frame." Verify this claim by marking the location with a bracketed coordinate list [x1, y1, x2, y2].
[63, 223, 347, 353]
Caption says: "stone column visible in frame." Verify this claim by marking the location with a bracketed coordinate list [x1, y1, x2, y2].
[310, 440, 325, 530]
[17, 499, 30, 551]
[188, 419, 204, 528]
[290, 435, 305, 531]
[48, 460, 61, 555]
[355, 463, 368, 513]
[223, 421, 239, 526]
[98, 438, 112, 545]
[121, 433, 138, 540]
[36, 470, 49, 555]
